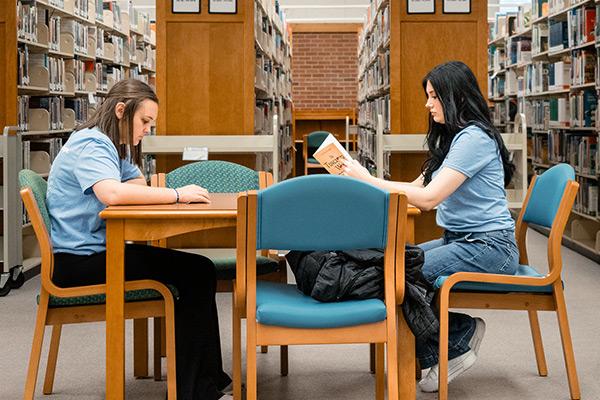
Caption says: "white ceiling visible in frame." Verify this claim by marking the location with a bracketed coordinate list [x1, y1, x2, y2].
[130, 0, 531, 23]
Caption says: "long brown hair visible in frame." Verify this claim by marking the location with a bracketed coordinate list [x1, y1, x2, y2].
[78, 79, 158, 167]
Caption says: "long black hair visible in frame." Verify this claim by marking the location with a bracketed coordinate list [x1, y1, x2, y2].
[420, 61, 514, 186]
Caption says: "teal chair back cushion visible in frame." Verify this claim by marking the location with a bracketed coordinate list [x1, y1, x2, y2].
[256, 175, 389, 251]
[306, 131, 331, 157]
[166, 160, 259, 192]
[522, 164, 575, 228]
[18, 169, 51, 231]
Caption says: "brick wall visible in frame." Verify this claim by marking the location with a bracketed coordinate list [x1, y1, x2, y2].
[291, 32, 358, 110]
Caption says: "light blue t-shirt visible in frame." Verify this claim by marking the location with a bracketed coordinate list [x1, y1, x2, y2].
[433, 125, 514, 232]
[46, 127, 142, 255]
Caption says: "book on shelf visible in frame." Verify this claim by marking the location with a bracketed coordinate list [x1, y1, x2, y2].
[312, 134, 353, 175]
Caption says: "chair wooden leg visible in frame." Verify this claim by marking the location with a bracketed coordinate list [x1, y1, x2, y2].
[438, 290, 450, 400]
[375, 343, 384, 400]
[164, 305, 177, 400]
[133, 318, 149, 378]
[260, 346, 268, 353]
[527, 310, 548, 377]
[161, 317, 167, 357]
[233, 292, 243, 400]
[247, 324, 257, 400]
[280, 345, 288, 376]
[153, 317, 163, 381]
[369, 343, 376, 374]
[42, 324, 62, 395]
[397, 311, 415, 400]
[415, 358, 421, 380]
[554, 286, 581, 400]
[24, 294, 50, 400]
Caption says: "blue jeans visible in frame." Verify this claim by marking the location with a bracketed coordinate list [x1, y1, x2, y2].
[416, 229, 519, 369]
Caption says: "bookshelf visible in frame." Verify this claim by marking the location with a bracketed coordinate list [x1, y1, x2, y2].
[489, 0, 600, 262]
[0, 0, 156, 295]
[156, 0, 293, 183]
[356, 0, 489, 244]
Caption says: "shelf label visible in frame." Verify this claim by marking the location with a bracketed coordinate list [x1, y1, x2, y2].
[182, 146, 208, 161]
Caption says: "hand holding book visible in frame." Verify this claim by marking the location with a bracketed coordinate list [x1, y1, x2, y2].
[312, 134, 354, 175]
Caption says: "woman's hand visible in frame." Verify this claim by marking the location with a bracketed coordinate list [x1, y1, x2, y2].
[342, 159, 372, 181]
[176, 185, 211, 203]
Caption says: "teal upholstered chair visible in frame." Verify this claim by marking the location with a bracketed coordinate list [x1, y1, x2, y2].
[18, 169, 178, 399]
[151, 160, 288, 381]
[303, 130, 331, 175]
[236, 175, 407, 400]
[435, 164, 581, 400]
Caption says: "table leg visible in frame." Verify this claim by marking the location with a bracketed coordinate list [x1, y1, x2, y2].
[398, 310, 416, 400]
[106, 220, 125, 399]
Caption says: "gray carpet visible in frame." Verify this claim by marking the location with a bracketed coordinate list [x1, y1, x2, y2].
[1, 230, 598, 399]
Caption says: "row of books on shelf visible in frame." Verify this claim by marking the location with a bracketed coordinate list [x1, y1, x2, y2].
[17, 94, 105, 132]
[575, 176, 598, 216]
[255, 55, 292, 100]
[530, 131, 597, 175]
[358, 95, 390, 132]
[358, 50, 390, 100]
[254, 98, 293, 135]
[527, 90, 597, 129]
[254, 0, 291, 70]
[489, 4, 596, 53]
[358, 1, 390, 66]
[490, 7, 531, 42]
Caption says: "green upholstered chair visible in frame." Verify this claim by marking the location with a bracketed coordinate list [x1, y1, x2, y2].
[19, 169, 178, 400]
[151, 160, 288, 381]
[435, 164, 581, 400]
[303, 130, 331, 175]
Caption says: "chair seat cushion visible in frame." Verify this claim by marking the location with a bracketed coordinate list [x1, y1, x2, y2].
[214, 255, 279, 281]
[434, 264, 554, 293]
[41, 285, 179, 308]
[255, 281, 386, 329]
[307, 157, 319, 165]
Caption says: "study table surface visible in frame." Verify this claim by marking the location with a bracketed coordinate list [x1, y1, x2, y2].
[100, 193, 420, 399]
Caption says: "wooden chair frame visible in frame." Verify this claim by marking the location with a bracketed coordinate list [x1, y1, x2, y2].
[147, 168, 288, 387]
[436, 176, 581, 400]
[20, 187, 177, 400]
[236, 190, 408, 400]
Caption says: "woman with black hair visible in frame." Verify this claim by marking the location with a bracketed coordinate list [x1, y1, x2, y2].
[344, 61, 519, 392]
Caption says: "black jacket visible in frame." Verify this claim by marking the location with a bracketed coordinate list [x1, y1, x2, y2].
[286, 245, 439, 340]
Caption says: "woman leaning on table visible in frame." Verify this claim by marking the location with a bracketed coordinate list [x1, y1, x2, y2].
[46, 79, 233, 400]
[343, 61, 520, 392]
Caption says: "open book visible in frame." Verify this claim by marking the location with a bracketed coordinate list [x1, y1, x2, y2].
[312, 134, 353, 175]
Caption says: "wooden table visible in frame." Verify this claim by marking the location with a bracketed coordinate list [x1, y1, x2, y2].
[100, 193, 419, 399]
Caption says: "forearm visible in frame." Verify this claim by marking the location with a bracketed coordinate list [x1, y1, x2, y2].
[100, 181, 176, 205]
[363, 175, 438, 210]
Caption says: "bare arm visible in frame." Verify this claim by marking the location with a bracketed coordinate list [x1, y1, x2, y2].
[93, 179, 210, 206]
[343, 160, 466, 211]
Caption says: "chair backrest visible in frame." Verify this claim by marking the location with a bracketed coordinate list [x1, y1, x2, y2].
[18, 169, 51, 231]
[515, 163, 579, 276]
[165, 160, 260, 192]
[522, 163, 575, 228]
[305, 131, 331, 156]
[255, 175, 395, 251]
[238, 174, 408, 319]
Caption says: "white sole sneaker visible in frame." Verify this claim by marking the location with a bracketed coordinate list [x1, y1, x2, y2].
[469, 317, 486, 356]
[418, 318, 486, 393]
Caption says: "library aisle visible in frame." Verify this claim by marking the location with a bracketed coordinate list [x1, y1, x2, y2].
[1, 0, 600, 399]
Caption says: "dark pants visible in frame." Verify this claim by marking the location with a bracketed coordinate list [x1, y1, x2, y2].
[53, 244, 231, 400]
